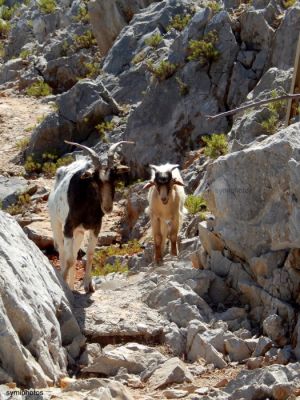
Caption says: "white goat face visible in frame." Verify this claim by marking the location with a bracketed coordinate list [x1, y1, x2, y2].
[99, 169, 114, 214]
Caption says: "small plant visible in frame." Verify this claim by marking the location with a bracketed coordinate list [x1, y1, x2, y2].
[260, 89, 285, 135]
[0, 42, 5, 58]
[282, 0, 296, 8]
[145, 33, 163, 49]
[84, 62, 101, 79]
[5, 193, 31, 216]
[73, 4, 89, 23]
[16, 137, 29, 151]
[24, 125, 35, 132]
[202, 133, 228, 159]
[167, 14, 192, 31]
[92, 240, 142, 276]
[207, 1, 222, 13]
[26, 81, 52, 97]
[188, 30, 219, 65]
[132, 51, 147, 65]
[37, 0, 57, 14]
[0, 19, 11, 38]
[0, 4, 19, 21]
[27, 20, 33, 28]
[74, 30, 97, 50]
[24, 153, 73, 176]
[96, 120, 115, 141]
[176, 77, 189, 96]
[185, 195, 207, 215]
[146, 60, 177, 81]
[19, 49, 31, 59]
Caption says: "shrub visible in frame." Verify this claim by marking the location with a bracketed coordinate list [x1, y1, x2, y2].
[146, 60, 177, 81]
[26, 81, 52, 97]
[5, 193, 31, 216]
[176, 77, 189, 96]
[74, 30, 97, 50]
[73, 5, 89, 23]
[132, 51, 147, 65]
[207, 1, 222, 13]
[0, 18, 10, 38]
[202, 133, 228, 159]
[260, 89, 285, 134]
[0, 42, 5, 58]
[19, 49, 31, 59]
[92, 240, 142, 276]
[96, 121, 115, 142]
[282, 0, 296, 8]
[145, 33, 163, 48]
[185, 195, 207, 215]
[0, 4, 19, 21]
[188, 30, 219, 65]
[84, 62, 101, 78]
[167, 14, 192, 31]
[16, 137, 29, 151]
[24, 153, 73, 176]
[37, 0, 57, 14]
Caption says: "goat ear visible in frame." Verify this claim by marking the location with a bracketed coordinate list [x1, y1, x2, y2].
[143, 181, 155, 190]
[173, 178, 185, 186]
[115, 165, 130, 174]
[80, 168, 94, 179]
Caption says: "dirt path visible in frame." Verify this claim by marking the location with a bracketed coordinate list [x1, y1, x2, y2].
[0, 90, 52, 176]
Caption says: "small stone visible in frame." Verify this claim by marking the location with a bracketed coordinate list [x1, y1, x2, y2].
[163, 389, 189, 398]
[60, 377, 76, 389]
[247, 356, 264, 370]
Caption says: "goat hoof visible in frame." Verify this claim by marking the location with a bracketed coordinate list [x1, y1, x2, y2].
[84, 280, 95, 293]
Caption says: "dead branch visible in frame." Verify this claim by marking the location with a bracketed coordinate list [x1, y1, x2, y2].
[205, 93, 300, 120]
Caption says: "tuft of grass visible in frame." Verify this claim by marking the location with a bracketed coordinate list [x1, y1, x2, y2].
[167, 14, 192, 31]
[16, 137, 30, 151]
[207, 1, 222, 13]
[146, 60, 177, 81]
[26, 81, 52, 97]
[188, 30, 219, 65]
[145, 33, 163, 49]
[282, 0, 296, 7]
[83, 62, 101, 79]
[185, 195, 207, 215]
[0, 3, 19, 21]
[74, 30, 97, 50]
[92, 240, 142, 276]
[5, 193, 31, 216]
[37, 0, 57, 14]
[24, 153, 73, 176]
[73, 5, 89, 23]
[96, 120, 115, 142]
[202, 133, 228, 159]
[176, 77, 189, 96]
[19, 49, 31, 59]
[132, 51, 147, 65]
[0, 19, 10, 38]
[260, 89, 286, 135]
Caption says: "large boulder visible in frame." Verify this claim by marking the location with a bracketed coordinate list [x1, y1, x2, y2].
[205, 122, 300, 262]
[88, 0, 158, 56]
[0, 211, 80, 388]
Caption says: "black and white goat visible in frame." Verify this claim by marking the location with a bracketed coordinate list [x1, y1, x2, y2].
[143, 163, 187, 264]
[48, 140, 133, 292]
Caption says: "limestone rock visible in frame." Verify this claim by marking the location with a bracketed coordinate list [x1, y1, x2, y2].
[0, 176, 29, 209]
[83, 342, 166, 375]
[0, 211, 80, 388]
[148, 357, 193, 389]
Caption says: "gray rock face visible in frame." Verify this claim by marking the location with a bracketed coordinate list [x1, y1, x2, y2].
[206, 123, 300, 262]
[148, 357, 193, 389]
[0, 211, 80, 387]
[83, 342, 166, 375]
[89, 0, 157, 56]
[0, 176, 29, 208]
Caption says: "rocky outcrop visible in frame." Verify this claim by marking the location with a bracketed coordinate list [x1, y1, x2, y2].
[0, 211, 80, 388]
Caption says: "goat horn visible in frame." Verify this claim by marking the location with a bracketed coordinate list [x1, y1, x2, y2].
[107, 141, 135, 168]
[170, 164, 180, 171]
[64, 140, 102, 168]
[149, 164, 159, 172]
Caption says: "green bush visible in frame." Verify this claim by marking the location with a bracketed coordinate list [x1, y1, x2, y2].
[282, 0, 296, 8]
[73, 5, 89, 23]
[185, 195, 207, 215]
[202, 133, 228, 159]
[24, 153, 73, 176]
[19, 49, 31, 59]
[37, 0, 57, 14]
[167, 14, 192, 31]
[74, 30, 97, 50]
[144, 33, 163, 48]
[0, 18, 10, 38]
[83, 62, 101, 79]
[260, 89, 285, 135]
[0, 4, 19, 20]
[26, 81, 52, 97]
[207, 1, 222, 13]
[146, 60, 177, 81]
[188, 30, 219, 65]
[16, 137, 30, 151]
